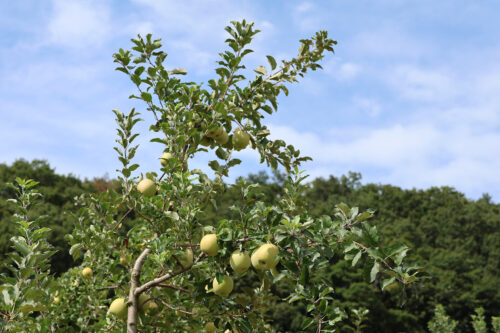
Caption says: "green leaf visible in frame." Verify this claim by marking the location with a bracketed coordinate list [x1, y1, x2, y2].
[266, 55, 277, 70]
[299, 264, 310, 286]
[337, 203, 350, 217]
[10, 236, 29, 256]
[352, 251, 362, 267]
[227, 159, 242, 168]
[382, 277, 396, 290]
[18, 300, 47, 313]
[141, 92, 152, 103]
[254, 66, 267, 75]
[69, 243, 83, 259]
[170, 67, 187, 75]
[370, 261, 380, 282]
[288, 295, 304, 303]
[208, 160, 220, 172]
[2, 289, 12, 306]
[357, 211, 374, 222]
[215, 148, 229, 160]
[237, 318, 253, 333]
[302, 317, 314, 329]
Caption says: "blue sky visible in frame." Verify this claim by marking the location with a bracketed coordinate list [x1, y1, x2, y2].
[1, 0, 500, 201]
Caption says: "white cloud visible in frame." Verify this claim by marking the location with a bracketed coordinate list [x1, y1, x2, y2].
[267, 121, 500, 200]
[338, 62, 362, 80]
[353, 97, 381, 117]
[387, 65, 455, 102]
[1, 61, 104, 95]
[292, 2, 322, 32]
[127, 21, 155, 36]
[47, 0, 111, 48]
[323, 58, 362, 81]
[350, 26, 433, 59]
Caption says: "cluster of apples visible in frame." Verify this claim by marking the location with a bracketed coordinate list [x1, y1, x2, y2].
[135, 125, 251, 198]
[199, 233, 280, 298]
[201, 125, 251, 151]
[199, 233, 279, 332]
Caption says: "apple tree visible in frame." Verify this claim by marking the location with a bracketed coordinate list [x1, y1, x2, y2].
[1, 20, 419, 332]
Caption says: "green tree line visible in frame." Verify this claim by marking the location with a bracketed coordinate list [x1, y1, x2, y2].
[1, 160, 498, 332]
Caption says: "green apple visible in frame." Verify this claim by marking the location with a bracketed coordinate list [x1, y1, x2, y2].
[230, 250, 251, 273]
[200, 136, 214, 147]
[200, 234, 219, 256]
[108, 298, 127, 319]
[138, 293, 149, 311]
[143, 300, 158, 312]
[251, 244, 279, 270]
[205, 322, 216, 333]
[212, 275, 234, 297]
[232, 128, 250, 150]
[160, 152, 173, 167]
[137, 179, 156, 197]
[179, 248, 194, 267]
[207, 125, 224, 139]
[82, 267, 93, 279]
[232, 128, 250, 149]
[137, 293, 158, 312]
[214, 129, 229, 144]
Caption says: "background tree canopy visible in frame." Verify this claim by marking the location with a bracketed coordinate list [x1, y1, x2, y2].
[0, 160, 498, 332]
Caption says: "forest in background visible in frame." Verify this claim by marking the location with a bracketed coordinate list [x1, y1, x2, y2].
[0, 159, 498, 332]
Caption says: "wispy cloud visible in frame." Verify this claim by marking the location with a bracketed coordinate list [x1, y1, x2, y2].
[47, 0, 111, 48]
[386, 65, 456, 102]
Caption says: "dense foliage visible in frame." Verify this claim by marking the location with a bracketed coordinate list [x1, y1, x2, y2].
[1, 161, 498, 331]
[0, 159, 115, 275]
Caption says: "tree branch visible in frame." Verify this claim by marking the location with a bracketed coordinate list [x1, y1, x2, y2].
[127, 248, 151, 333]
[157, 298, 194, 315]
[135, 253, 204, 295]
[156, 283, 192, 293]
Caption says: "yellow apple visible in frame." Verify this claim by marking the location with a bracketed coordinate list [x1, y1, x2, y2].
[108, 298, 127, 319]
[230, 250, 251, 273]
[251, 244, 279, 270]
[160, 152, 173, 167]
[119, 256, 128, 266]
[212, 275, 234, 297]
[179, 248, 194, 267]
[200, 234, 219, 256]
[137, 179, 156, 197]
[205, 322, 216, 333]
[82, 267, 93, 279]
[232, 128, 250, 150]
